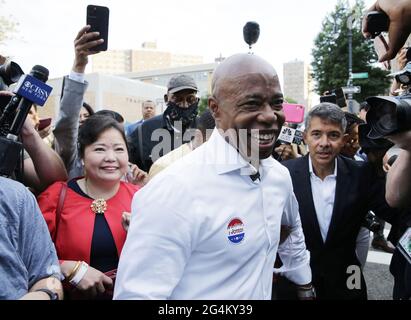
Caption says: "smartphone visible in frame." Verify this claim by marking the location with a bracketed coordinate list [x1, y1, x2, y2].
[366, 11, 389, 39]
[374, 35, 391, 70]
[334, 87, 347, 108]
[86, 5, 109, 51]
[283, 103, 305, 124]
[38, 117, 52, 131]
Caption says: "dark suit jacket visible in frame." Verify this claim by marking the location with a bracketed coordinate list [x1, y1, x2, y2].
[128, 114, 197, 172]
[283, 155, 395, 300]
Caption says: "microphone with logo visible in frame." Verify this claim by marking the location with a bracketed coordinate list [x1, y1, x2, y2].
[0, 65, 52, 177]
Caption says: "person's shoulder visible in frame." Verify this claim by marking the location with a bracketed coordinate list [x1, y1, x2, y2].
[40, 180, 67, 196]
[141, 115, 163, 130]
[119, 181, 141, 194]
[282, 155, 306, 170]
[0, 178, 37, 223]
[128, 115, 163, 139]
[0, 177, 30, 199]
[339, 155, 369, 170]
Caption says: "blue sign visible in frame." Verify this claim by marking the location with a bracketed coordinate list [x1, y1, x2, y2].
[13, 74, 52, 106]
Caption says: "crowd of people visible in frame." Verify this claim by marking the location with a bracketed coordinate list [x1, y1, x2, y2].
[0, 0, 410, 300]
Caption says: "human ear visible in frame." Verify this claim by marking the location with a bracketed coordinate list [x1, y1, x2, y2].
[208, 96, 219, 120]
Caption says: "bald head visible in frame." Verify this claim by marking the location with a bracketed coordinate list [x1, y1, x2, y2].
[212, 54, 278, 99]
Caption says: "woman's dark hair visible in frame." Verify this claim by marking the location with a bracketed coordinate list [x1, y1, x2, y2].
[78, 114, 128, 158]
[94, 110, 124, 124]
[344, 112, 364, 133]
[82, 102, 95, 116]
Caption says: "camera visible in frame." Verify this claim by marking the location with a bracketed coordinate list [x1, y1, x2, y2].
[365, 9, 411, 139]
[0, 60, 24, 137]
[0, 60, 24, 91]
[0, 62, 52, 178]
[320, 88, 347, 108]
[366, 60, 411, 139]
[363, 211, 382, 233]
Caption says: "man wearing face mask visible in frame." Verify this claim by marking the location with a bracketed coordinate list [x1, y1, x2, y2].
[128, 75, 199, 172]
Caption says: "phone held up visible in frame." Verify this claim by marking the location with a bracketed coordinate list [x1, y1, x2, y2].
[283, 103, 305, 124]
[86, 5, 109, 51]
[366, 11, 391, 70]
[374, 35, 391, 70]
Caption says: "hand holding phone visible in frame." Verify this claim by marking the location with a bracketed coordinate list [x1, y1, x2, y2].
[374, 35, 391, 70]
[365, 11, 389, 39]
[86, 5, 109, 51]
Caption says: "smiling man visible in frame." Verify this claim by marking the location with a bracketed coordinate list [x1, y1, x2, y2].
[114, 53, 312, 300]
[282, 103, 398, 300]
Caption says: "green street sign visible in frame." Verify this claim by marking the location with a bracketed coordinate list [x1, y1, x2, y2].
[352, 72, 369, 79]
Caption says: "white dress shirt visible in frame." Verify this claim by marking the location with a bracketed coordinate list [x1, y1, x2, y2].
[114, 129, 311, 300]
[308, 157, 337, 242]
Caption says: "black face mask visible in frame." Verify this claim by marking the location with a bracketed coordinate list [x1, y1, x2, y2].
[163, 101, 199, 132]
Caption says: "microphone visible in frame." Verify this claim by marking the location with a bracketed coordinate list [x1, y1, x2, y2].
[8, 65, 52, 138]
[0, 65, 52, 177]
[243, 21, 260, 50]
[250, 171, 260, 182]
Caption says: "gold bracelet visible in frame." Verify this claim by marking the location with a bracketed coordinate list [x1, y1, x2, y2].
[66, 261, 81, 282]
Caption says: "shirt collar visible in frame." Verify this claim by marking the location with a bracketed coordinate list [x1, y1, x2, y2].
[308, 155, 338, 178]
[206, 129, 276, 176]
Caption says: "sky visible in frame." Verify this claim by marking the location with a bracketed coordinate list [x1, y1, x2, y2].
[0, 0, 376, 82]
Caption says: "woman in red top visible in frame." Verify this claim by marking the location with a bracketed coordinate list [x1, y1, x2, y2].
[38, 115, 140, 299]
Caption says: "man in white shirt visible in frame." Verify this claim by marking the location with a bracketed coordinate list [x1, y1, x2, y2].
[282, 103, 396, 299]
[114, 53, 313, 300]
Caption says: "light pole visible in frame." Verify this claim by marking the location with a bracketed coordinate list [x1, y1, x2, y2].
[347, 13, 355, 113]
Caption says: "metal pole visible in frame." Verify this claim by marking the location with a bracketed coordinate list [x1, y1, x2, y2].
[348, 23, 353, 113]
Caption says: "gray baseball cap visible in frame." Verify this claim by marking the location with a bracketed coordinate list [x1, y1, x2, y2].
[167, 74, 198, 94]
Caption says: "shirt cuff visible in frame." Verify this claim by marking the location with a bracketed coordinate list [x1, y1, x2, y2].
[276, 262, 312, 286]
[69, 71, 85, 83]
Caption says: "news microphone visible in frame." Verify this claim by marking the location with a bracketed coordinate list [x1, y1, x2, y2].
[278, 126, 304, 145]
[0, 65, 52, 178]
[243, 21, 260, 50]
[8, 65, 52, 138]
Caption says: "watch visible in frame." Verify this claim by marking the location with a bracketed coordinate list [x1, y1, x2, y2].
[35, 288, 59, 300]
[297, 286, 316, 299]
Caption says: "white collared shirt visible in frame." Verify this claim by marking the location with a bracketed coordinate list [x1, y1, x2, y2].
[114, 129, 311, 300]
[308, 156, 337, 242]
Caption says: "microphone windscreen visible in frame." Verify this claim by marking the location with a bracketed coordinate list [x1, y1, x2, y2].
[243, 22, 260, 46]
[29, 65, 49, 82]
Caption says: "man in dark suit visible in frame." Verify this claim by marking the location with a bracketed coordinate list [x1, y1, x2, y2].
[282, 103, 395, 300]
[128, 75, 199, 172]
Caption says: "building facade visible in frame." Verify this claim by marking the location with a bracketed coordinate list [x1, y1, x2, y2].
[92, 42, 204, 75]
[38, 74, 166, 123]
[283, 60, 313, 110]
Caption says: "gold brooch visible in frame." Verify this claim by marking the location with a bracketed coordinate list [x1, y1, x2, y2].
[91, 199, 107, 215]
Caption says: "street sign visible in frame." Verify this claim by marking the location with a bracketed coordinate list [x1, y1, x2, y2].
[342, 86, 361, 94]
[352, 72, 369, 79]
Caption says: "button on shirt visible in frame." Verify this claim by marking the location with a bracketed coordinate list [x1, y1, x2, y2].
[114, 129, 311, 300]
[309, 157, 337, 242]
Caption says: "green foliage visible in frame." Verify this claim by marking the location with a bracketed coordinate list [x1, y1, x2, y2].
[311, 0, 390, 101]
[198, 95, 210, 116]
[0, 1, 17, 45]
[284, 97, 298, 104]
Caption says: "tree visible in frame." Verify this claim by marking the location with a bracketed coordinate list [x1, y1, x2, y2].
[198, 95, 210, 116]
[311, 0, 390, 102]
[284, 97, 298, 104]
[0, 0, 17, 45]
